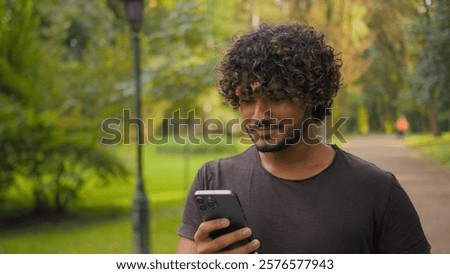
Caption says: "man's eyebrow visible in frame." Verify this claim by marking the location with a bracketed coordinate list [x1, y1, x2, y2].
[264, 88, 287, 96]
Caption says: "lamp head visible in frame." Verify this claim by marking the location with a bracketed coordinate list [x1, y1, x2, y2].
[124, 0, 143, 31]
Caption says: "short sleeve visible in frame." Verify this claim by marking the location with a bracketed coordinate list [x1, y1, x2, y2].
[177, 164, 212, 240]
[376, 175, 431, 253]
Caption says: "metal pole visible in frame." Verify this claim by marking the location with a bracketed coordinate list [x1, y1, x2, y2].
[131, 28, 150, 254]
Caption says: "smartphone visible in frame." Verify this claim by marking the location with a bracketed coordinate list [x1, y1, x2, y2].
[194, 190, 253, 251]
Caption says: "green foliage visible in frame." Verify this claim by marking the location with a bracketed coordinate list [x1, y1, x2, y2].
[357, 106, 370, 135]
[384, 120, 394, 135]
[0, 0, 43, 194]
[0, 0, 128, 213]
[355, 1, 416, 132]
[1, 105, 128, 213]
[406, 0, 450, 135]
[143, 1, 217, 114]
[347, 0, 450, 135]
[0, 0, 43, 105]
[35, 0, 132, 119]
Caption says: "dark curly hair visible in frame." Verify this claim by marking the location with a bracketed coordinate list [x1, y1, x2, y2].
[217, 23, 342, 121]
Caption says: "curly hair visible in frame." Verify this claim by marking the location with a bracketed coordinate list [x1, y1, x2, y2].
[217, 23, 342, 121]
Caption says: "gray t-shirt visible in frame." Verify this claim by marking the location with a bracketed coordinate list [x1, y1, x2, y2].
[178, 145, 431, 253]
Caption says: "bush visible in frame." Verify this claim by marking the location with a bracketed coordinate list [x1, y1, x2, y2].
[0, 103, 129, 214]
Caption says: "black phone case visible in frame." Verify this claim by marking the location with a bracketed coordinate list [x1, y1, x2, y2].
[194, 190, 253, 251]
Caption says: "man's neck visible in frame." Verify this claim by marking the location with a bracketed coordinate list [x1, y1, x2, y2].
[258, 138, 335, 180]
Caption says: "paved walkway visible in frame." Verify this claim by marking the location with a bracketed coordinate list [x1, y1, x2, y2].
[345, 135, 450, 254]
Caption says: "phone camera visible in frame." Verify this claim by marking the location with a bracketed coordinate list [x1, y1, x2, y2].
[195, 197, 205, 204]
[196, 196, 207, 211]
[195, 195, 217, 210]
[207, 197, 216, 208]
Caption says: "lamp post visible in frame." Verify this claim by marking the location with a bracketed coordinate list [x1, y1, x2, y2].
[124, 0, 150, 254]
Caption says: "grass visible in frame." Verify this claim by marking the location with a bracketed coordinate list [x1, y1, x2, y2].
[0, 143, 245, 254]
[405, 131, 450, 169]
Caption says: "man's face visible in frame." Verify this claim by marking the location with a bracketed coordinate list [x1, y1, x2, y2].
[237, 84, 309, 153]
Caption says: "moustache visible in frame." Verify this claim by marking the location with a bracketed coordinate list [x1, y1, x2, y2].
[246, 119, 283, 130]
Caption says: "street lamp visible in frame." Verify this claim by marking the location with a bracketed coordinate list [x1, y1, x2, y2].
[124, 0, 150, 254]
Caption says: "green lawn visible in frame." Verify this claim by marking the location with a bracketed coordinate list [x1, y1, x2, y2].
[0, 143, 245, 254]
[405, 131, 450, 169]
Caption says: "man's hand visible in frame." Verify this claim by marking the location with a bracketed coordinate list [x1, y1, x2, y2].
[193, 218, 260, 254]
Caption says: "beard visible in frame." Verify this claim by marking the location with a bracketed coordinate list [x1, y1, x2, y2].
[246, 118, 305, 153]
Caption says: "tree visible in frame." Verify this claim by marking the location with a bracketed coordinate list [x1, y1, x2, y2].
[408, 0, 450, 135]
[144, 1, 215, 111]
[355, 0, 418, 132]
[137, 0, 246, 140]
[0, 0, 128, 213]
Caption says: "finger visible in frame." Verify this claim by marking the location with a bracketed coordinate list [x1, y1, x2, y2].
[213, 227, 253, 251]
[221, 239, 260, 254]
[194, 218, 230, 242]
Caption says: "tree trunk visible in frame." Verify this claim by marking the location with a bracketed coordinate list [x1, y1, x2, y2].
[428, 110, 440, 137]
[33, 186, 50, 214]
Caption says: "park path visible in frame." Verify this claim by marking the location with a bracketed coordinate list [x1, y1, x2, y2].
[344, 135, 450, 254]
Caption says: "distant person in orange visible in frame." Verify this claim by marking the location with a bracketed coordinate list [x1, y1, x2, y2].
[395, 115, 409, 138]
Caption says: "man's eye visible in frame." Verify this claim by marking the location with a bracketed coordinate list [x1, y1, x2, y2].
[239, 98, 255, 104]
[268, 90, 287, 102]
[269, 96, 288, 102]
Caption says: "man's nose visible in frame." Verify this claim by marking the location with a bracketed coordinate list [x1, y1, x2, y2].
[252, 99, 271, 121]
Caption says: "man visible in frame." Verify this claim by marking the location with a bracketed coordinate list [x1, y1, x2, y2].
[176, 24, 430, 254]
